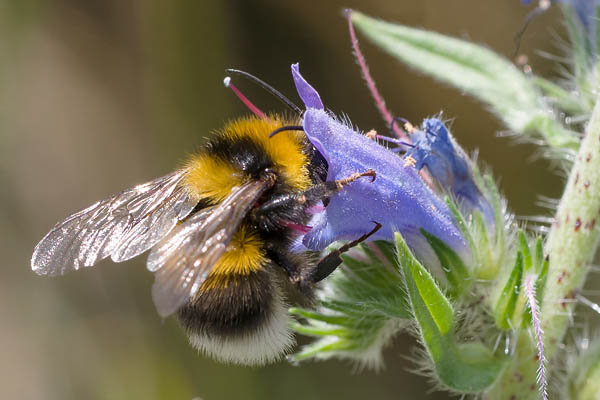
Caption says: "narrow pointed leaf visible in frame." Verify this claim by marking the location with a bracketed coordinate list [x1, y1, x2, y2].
[533, 76, 588, 114]
[445, 197, 476, 254]
[534, 237, 544, 274]
[535, 256, 549, 305]
[420, 228, 470, 296]
[395, 233, 453, 334]
[518, 231, 532, 272]
[351, 11, 580, 151]
[495, 251, 523, 330]
[291, 242, 409, 365]
[483, 175, 505, 250]
[395, 233, 505, 392]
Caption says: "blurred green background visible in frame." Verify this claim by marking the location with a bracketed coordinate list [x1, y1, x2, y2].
[0, 1, 568, 399]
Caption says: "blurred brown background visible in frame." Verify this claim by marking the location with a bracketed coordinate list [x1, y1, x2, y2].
[0, 1, 566, 399]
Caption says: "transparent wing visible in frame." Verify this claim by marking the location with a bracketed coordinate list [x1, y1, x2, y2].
[148, 178, 274, 317]
[31, 170, 198, 276]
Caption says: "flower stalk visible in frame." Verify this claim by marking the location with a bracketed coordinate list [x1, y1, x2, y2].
[484, 95, 600, 400]
[289, 3, 600, 398]
[542, 95, 600, 354]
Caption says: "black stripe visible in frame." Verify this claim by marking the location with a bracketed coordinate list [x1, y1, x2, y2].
[207, 136, 273, 179]
[177, 269, 274, 337]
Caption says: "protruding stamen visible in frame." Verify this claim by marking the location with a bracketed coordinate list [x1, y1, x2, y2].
[346, 9, 409, 141]
[306, 204, 325, 214]
[224, 76, 270, 121]
[280, 220, 313, 234]
[226, 69, 303, 115]
[376, 134, 414, 148]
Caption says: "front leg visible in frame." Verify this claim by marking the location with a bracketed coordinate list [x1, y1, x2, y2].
[253, 169, 377, 219]
[298, 222, 382, 291]
[266, 247, 303, 284]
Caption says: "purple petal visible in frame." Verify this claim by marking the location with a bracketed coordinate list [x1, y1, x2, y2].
[291, 63, 324, 110]
[407, 118, 495, 229]
[300, 109, 470, 266]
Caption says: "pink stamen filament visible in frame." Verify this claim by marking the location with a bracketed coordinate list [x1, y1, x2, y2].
[345, 9, 409, 142]
[306, 204, 325, 214]
[224, 77, 270, 121]
[281, 220, 313, 234]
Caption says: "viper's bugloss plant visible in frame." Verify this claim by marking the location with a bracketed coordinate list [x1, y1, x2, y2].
[289, 3, 600, 399]
[292, 64, 470, 268]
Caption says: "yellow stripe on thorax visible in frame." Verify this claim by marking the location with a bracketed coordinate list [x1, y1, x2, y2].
[184, 155, 243, 202]
[183, 115, 311, 203]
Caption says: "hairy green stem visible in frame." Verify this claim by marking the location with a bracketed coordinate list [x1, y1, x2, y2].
[486, 96, 600, 399]
[541, 95, 600, 358]
[542, 96, 600, 354]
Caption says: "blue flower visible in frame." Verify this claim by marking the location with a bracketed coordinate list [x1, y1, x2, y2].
[290, 64, 470, 266]
[406, 118, 496, 229]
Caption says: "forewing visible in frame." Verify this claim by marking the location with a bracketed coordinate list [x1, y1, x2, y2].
[148, 178, 273, 317]
[111, 183, 197, 262]
[31, 170, 198, 276]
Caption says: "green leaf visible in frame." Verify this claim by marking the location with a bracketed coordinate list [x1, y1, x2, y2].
[395, 233, 505, 392]
[420, 228, 471, 296]
[534, 237, 544, 274]
[518, 231, 532, 272]
[290, 241, 409, 365]
[483, 175, 505, 250]
[395, 233, 453, 334]
[494, 251, 523, 330]
[533, 75, 588, 114]
[535, 255, 549, 305]
[523, 114, 581, 150]
[472, 211, 490, 250]
[293, 337, 357, 362]
[351, 11, 580, 152]
[445, 197, 477, 259]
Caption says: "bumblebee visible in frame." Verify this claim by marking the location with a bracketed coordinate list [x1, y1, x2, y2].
[31, 73, 379, 366]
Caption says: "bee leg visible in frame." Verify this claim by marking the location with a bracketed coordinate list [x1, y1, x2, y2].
[253, 169, 377, 217]
[300, 169, 376, 205]
[265, 248, 303, 284]
[299, 222, 382, 290]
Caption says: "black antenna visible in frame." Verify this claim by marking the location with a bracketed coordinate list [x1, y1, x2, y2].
[268, 125, 304, 138]
[226, 69, 303, 115]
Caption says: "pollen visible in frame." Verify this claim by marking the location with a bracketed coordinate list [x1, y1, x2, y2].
[404, 155, 417, 168]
